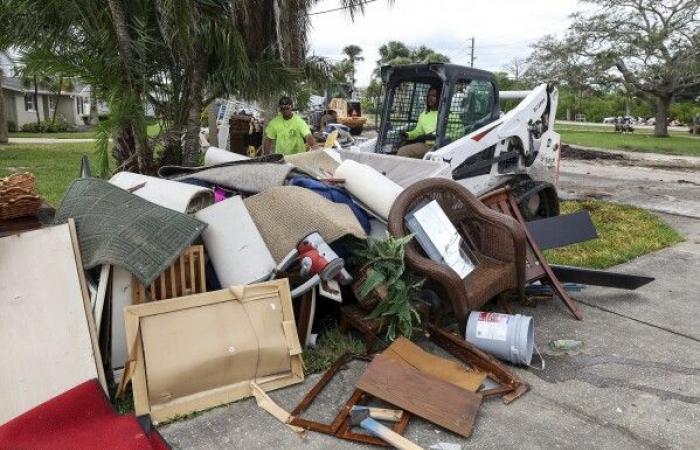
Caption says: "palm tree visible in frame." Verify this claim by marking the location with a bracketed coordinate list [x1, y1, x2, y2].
[1, 0, 372, 172]
[342, 45, 364, 92]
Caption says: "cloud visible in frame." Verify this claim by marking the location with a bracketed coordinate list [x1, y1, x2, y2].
[308, 0, 581, 87]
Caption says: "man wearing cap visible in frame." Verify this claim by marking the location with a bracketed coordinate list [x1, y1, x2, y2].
[263, 97, 315, 155]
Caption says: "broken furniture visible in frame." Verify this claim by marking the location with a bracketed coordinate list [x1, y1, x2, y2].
[479, 186, 583, 319]
[526, 210, 597, 250]
[356, 353, 482, 438]
[120, 279, 304, 422]
[289, 354, 412, 447]
[339, 305, 529, 404]
[0, 221, 106, 424]
[550, 265, 654, 290]
[195, 195, 276, 285]
[388, 178, 527, 331]
[384, 337, 486, 391]
[0, 380, 168, 449]
[131, 245, 207, 304]
[426, 324, 529, 403]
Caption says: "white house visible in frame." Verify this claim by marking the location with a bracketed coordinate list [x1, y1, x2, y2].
[2, 77, 85, 129]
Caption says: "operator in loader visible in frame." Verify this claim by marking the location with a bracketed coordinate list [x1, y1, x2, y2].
[263, 96, 316, 155]
[397, 85, 440, 158]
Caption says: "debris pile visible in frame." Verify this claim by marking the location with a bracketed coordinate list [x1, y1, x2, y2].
[0, 146, 654, 448]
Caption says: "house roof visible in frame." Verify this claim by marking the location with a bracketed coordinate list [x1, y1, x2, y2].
[1, 77, 78, 97]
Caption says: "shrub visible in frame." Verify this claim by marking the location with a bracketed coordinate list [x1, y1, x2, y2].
[6, 120, 17, 132]
[20, 119, 69, 133]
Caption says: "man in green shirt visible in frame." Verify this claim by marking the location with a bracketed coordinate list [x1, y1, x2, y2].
[397, 86, 439, 158]
[263, 97, 315, 155]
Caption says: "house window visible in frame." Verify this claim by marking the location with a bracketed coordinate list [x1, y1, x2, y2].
[77, 97, 84, 115]
[24, 93, 35, 112]
[48, 97, 56, 111]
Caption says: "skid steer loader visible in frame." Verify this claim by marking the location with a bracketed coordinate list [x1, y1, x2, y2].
[362, 63, 562, 219]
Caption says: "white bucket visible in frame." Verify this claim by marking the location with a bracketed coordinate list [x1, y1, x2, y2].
[465, 311, 534, 366]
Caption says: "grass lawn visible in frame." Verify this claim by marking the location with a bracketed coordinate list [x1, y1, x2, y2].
[545, 200, 683, 269]
[9, 130, 98, 139]
[8, 123, 162, 140]
[557, 124, 700, 156]
[0, 142, 98, 206]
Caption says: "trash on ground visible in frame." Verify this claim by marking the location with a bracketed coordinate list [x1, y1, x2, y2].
[549, 339, 584, 352]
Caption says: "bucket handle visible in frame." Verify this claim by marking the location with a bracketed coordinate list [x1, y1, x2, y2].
[512, 344, 546, 371]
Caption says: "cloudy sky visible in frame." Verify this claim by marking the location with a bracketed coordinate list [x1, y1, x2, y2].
[308, 0, 583, 87]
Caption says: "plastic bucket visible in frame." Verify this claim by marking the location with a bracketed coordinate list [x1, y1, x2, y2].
[465, 311, 534, 366]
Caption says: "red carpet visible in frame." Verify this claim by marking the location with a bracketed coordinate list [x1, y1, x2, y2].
[0, 380, 169, 450]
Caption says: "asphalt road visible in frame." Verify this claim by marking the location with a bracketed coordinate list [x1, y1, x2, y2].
[159, 147, 700, 450]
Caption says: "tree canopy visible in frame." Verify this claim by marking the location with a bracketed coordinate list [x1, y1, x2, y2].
[527, 0, 700, 136]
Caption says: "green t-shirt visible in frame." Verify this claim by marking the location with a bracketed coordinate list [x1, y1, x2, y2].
[265, 113, 311, 155]
[406, 110, 438, 141]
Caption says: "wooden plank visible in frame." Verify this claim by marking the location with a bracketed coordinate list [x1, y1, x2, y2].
[170, 264, 177, 298]
[197, 246, 206, 292]
[189, 248, 196, 295]
[383, 337, 486, 392]
[179, 252, 187, 295]
[0, 222, 105, 423]
[356, 354, 481, 438]
[159, 272, 166, 301]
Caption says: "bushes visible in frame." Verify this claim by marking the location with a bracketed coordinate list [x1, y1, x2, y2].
[7, 121, 17, 132]
[20, 119, 69, 133]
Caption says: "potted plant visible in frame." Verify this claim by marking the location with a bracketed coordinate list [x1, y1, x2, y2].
[350, 235, 423, 341]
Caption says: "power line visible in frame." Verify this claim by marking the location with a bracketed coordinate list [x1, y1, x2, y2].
[306, 0, 380, 16]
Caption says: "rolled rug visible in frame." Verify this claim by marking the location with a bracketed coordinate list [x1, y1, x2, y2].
[334, 159, 403, 221]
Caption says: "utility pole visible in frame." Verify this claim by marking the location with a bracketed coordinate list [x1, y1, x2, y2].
[467, 37, 475, 67]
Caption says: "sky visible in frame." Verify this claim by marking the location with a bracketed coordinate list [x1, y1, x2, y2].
[308, 0, 583, 87]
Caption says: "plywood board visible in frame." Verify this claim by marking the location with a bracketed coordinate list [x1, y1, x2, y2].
[123, 279, 303, 422]
[384, 337, 486, 392]
[0, 221, 105, 424]
[356, 354, 481, 438]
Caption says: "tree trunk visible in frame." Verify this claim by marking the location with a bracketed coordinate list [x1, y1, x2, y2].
[52, 76, 62, 125]
[89, 88, 99, 125]
[654, 95, 671, 137]
[207, 101, 218, 148]
[0, 69, 8, 144]
[182, 64, 203, 167]
[107, 0, 153, 173]
[33, 75, 40, 126]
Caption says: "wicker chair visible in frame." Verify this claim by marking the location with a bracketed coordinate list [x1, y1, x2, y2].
[388, 178, 527, 331]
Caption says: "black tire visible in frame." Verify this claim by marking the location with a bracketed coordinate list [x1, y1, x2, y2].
[349, 126, 363, 136]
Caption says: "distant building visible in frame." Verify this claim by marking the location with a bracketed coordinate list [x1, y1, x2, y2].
[2, 77, 85, 128]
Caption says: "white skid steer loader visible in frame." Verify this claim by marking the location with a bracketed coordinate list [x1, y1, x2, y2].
[358, 63, 562, 220]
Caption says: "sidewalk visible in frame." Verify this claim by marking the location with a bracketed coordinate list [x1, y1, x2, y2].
[8, 137, 98, 144]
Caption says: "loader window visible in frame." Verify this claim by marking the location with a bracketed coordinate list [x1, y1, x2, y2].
[445, 79, 496, 143]
[382, 81, 434, 152]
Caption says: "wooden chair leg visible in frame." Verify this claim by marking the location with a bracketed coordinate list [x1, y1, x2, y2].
[497, 294, 513, 315]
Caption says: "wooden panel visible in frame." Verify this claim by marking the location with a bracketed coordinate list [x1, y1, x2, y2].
[356, 354, 481, 437]
[0, 222, 105, 423]
[123, 279, 304, 422]
[384, 337, 486, 392]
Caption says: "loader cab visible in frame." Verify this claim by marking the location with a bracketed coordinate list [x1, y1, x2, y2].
[376, 63, 500, 154]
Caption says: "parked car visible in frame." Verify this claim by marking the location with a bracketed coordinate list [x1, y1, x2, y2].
[602, 117, 616, 124]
